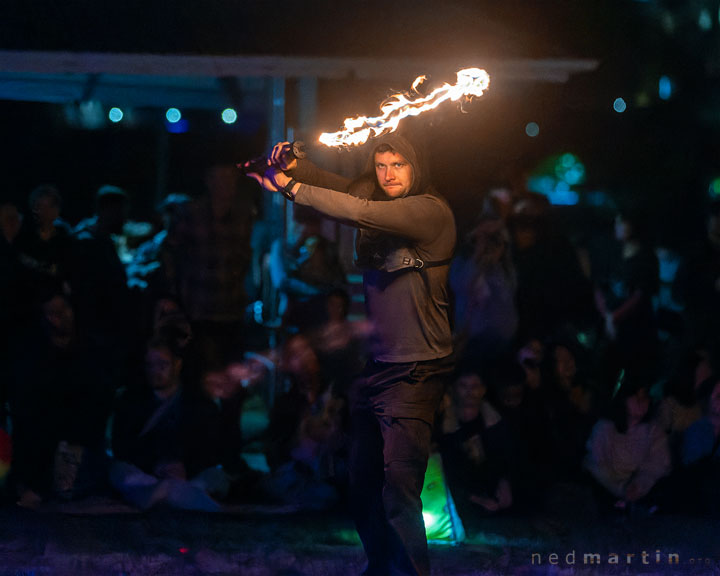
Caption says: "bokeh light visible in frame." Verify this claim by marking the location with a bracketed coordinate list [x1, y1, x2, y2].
[525, 122, 540, 137]
[222, 108, 238, 124]
[658, 76, 672, 101]
[709, 177, 720, 198]
[166, 108, 182, 123]
[108, 107, 124, 123]
[699, 8, 712, 31]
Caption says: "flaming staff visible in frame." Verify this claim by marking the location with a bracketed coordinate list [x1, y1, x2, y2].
[318, 67, 490, 148]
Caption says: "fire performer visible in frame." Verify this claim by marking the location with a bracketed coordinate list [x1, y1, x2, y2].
[246, 132, 455, 576]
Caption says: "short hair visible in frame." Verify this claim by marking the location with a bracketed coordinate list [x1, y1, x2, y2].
[29, 184, 62, 209]
[147, 332, 184, 361]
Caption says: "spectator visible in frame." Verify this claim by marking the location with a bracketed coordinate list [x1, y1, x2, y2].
[583, 375, 671, 515]
[109, 336, 234, 511]
[490, 354, 550, 513]
[169, 162, 255, 375]
[517, 336, 545, 392]
[594, 208, 660, 382]
[450, 213, 517, 365]
[0, 199, 22, 245]
[543, 339, 596, 481]
[437, 369, 513, 525]
[509, 196, 595, 342]
[310, 287, 368, 401]
[268, 204, 346, 335]
[676, 375, 720, 515]
[9, 288, 98, 507]
[263, 334, 345, 509]
[150, 294, 193, 353]
[65, 184, 134, 449]
[14, 184, 72, 304]
[0, 199, 24, 428]
[656, 350, 704, 464]
[126, 192, 191, 295]
[672, 198, 720, 354]
[125, 293, 193, 393]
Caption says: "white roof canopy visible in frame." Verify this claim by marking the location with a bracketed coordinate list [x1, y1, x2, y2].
[0, 50, 598, 109]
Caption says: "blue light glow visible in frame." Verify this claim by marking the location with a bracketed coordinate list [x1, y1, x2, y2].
[699, 9, 712, 31]
[525, 122, 540, 137]
[527, 176, 580, 206]
[166, 108, 182, 123]
[658, 76, 672, 100]
[547, 189, 580, 206]
[613, 98, 627, 113]
[528, 152, 586, 207]
[222, 108, 238, 124]
[166, 118, 189, 134]
[108, 107, 124, 123]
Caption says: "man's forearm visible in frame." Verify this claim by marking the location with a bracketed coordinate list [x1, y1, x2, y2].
[290, 159, 352, 192]
[294, 183, 449, 243]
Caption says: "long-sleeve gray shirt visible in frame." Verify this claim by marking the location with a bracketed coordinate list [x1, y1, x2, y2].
[294, 182, 455, 363]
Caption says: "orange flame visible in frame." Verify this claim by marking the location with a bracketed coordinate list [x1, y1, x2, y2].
[319, 67, 490, 148]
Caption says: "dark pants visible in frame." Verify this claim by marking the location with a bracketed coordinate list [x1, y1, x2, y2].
[349, 358, 450, 576]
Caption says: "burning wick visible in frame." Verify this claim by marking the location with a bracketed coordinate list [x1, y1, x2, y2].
[318, 67, 490, 148]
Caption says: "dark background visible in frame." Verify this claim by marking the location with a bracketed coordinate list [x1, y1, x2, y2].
[0, 0, 718, 248]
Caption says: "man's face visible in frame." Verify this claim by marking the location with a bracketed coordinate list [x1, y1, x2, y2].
[43, 295, 74, 340]
[146, 346, 181, 399]
[374, 150, 413, 198]
[626, 388, 649, 423]
[553, 345, 577, 384]
[33, 195, 60, 229]
[453, 373, 486, 408]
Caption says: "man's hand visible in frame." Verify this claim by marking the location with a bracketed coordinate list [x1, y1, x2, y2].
[270, 141, 299, 171]
[243, 161, 289, 192]
[243, 141, 299, 194]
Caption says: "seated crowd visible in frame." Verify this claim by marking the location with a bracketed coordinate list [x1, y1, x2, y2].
[0, 179, 719, 529]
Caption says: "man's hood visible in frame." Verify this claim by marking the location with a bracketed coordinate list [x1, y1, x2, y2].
[349, 133, 434, 200]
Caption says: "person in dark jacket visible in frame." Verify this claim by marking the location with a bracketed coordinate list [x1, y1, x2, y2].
[110, 335, 233, 511]
[247, 132, 455, 576]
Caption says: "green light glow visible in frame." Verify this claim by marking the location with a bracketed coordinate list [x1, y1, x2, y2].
[421, 453, 465, 544]
[709, 178, 720, 198]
